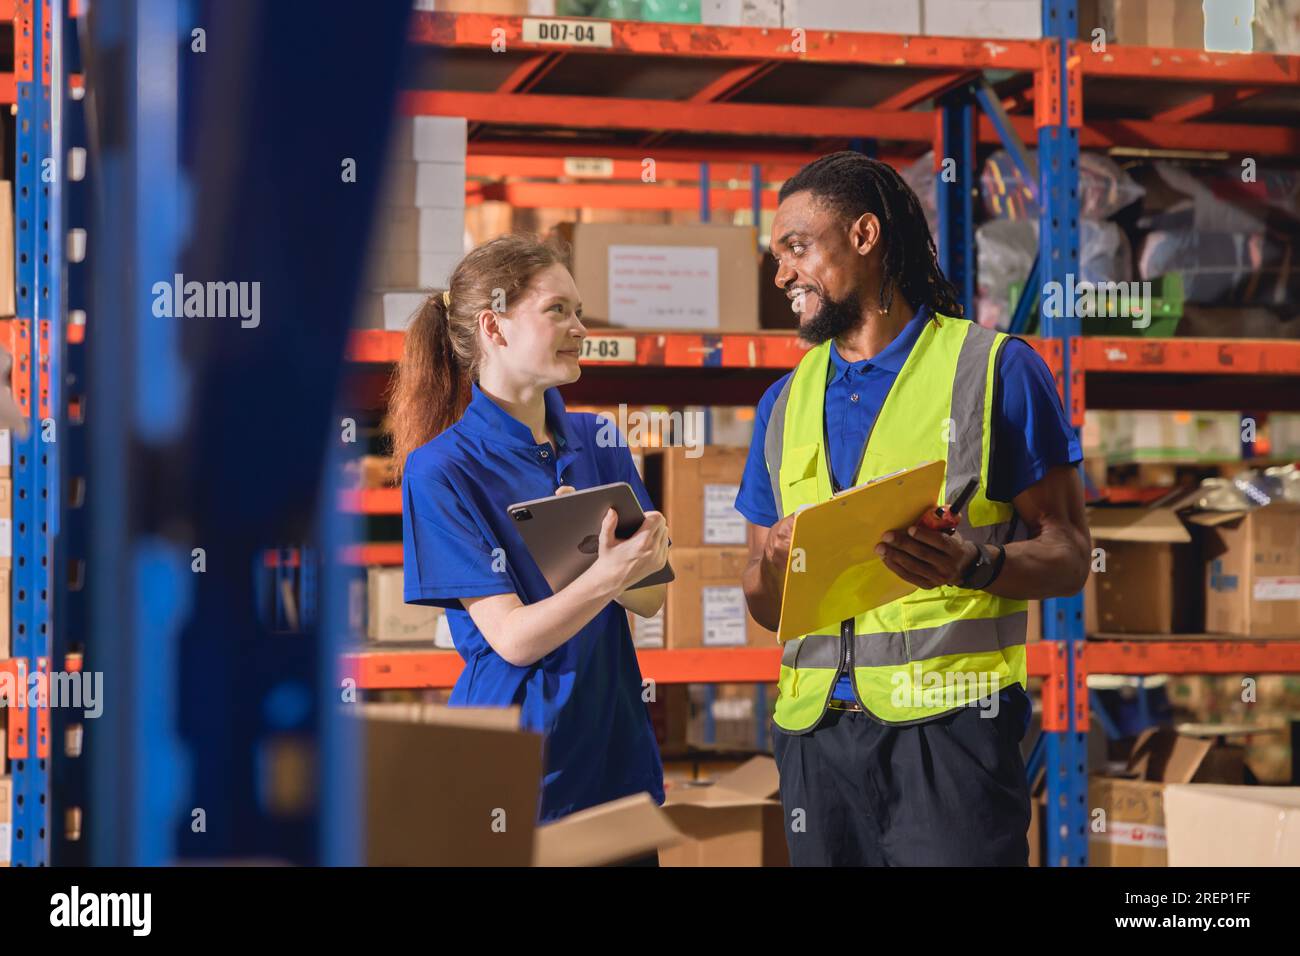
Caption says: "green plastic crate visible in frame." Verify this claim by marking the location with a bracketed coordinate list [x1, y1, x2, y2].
[1009, 273, 1183, 338]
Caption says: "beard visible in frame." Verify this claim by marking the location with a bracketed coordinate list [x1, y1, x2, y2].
[797, 288, 864, 345]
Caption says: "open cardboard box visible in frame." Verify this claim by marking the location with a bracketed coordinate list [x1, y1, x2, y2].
[1088, 725, 1253, 866]
[659, 756, 788, 867]
[1164, 783, 1300, 866]
[1185, 502, 1300, 637]
[360, 703, 683, 866]
[1087, 506, 1200, 634]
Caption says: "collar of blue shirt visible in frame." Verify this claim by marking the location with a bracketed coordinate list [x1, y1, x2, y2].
[461, 382, 582, 451]
[827, 304, 932, 385]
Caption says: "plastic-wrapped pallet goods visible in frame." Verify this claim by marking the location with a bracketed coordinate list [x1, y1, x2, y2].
[979, 149, 1145, 221]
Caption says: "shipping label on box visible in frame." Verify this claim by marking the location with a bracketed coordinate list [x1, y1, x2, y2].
[608, 245, 719, 329]
[702, 585, 747, 646]
[631, 606, 665, 649]
[703, 483, 746, 545]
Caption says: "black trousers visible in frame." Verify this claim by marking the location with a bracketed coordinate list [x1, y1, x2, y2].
[771, 697, 1032, 866]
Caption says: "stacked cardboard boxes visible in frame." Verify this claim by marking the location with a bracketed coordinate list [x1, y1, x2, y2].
[360, 116, 467, 330]
[641, 447, 778, 649]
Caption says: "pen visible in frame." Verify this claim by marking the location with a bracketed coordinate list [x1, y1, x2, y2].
[919, 477, 979, 535]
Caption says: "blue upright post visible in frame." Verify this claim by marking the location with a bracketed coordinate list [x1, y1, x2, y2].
[936, 88, 975, 319]
[699, 162, 711, 223]
[10, 0, 59, 869]
[1039, 0, 1089, 868]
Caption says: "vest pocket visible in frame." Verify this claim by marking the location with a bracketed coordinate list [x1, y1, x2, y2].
[778, 442, 822, 504]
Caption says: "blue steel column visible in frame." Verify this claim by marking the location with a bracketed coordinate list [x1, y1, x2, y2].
[11, 0, 58, 869]
[936, 88, 975, 319]
[1039, 0, 1088, 867]
[50, 0, 89, 866]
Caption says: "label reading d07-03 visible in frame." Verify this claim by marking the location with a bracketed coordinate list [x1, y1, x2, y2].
[522, 18, 613, 47]
[581, 335, 636, 363]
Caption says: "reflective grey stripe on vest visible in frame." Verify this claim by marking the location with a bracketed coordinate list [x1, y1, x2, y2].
[764, 375, 795, 518]
[945, 323, 999, 503]
[780, 612, 1027, 669]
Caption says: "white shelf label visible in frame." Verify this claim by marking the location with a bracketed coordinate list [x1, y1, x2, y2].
[563, 157, 614, 178]
[523, 18, 613, 47]
[702, 586, 746, 646]
[581, 335, 636, 363]
[703, 484, 745, 545]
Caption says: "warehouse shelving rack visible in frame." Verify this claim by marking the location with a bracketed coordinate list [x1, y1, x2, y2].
[339, 4, 1300, 869]
[4, 2, 1299, 868]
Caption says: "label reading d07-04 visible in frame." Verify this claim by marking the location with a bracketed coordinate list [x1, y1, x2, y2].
[522, 18, 613, 47]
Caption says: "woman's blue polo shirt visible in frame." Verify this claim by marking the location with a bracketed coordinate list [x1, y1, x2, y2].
[402, 383, 665, 822]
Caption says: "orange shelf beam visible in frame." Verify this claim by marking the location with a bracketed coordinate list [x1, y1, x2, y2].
[407, 12, 1043, 71]
[476, 180, 782, 211]
[1087, 640, 1300, 675]
[1080, 337, 1300, 375]
[344, 643, 1060, 690]
[340, 488, 400, 514]
[1077, 42, 1300, 86]
[349, 329, 1058, 372]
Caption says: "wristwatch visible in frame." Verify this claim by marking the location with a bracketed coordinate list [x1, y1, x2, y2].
[960, 542, 1006, 591]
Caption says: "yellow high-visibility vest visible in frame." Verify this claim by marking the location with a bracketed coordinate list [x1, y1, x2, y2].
[767, 315, 1028, 732]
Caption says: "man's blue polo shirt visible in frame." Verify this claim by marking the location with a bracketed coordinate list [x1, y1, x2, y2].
[735, 308, 1081, 728]
[402, 383, 664, 822]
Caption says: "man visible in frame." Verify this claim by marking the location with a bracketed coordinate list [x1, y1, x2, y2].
[737, 152, 1091, 866]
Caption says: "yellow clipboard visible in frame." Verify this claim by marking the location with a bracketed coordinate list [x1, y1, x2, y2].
[776, 459, 946, 643]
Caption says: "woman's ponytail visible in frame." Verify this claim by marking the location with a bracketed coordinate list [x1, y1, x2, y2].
[388, 291, 471, 474]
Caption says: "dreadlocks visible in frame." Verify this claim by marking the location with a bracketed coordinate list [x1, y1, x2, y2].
[778, 151, 964, 318]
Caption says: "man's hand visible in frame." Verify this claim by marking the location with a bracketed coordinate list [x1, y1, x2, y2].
[876, 524, 980, 590]
[762, 512, 797, 575]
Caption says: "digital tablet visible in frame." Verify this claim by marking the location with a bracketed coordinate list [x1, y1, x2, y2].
[507, 482, 675, 593]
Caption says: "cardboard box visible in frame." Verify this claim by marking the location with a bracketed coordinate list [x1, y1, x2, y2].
[370, 250, 461, 290]
[1106, 411, 1199, 463]
[554, 222, 760, 331]
[922, 0, 1043, 39]
[0, 182, 13, 317]
[389, 116, 468, 164]
[380, 161, 467, 210]
[701, 0, 782, 27]
[660, 756, 788, 866]
[1164, 784, 1300, 865]
[784, 0, 921, 33]
[367, 567, 453, 646]
[666, 548, 778, 648]
[1088, 506, 1200, 634]
[345, 455, 398, 490]
[1194, 503, 1300, 637]
[643, 446, 749, 549]
[356, 290, 429, 331]
[375, 206, 467, 255]
[361, 703, 683, 866]
[1090, 726, 1247, 866]
[0, 775, 9, 867]
[1099, 0, 1205, 49]
[0, 568, 9, 660]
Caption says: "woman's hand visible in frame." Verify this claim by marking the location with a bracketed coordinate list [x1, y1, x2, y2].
[592, 508, 669, 593]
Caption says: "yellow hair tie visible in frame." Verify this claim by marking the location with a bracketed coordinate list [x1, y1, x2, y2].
[441, 289, 451, 310]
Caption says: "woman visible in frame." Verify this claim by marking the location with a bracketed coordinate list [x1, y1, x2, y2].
[389, 233, 669, 824]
